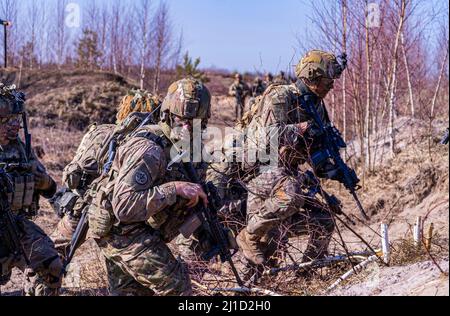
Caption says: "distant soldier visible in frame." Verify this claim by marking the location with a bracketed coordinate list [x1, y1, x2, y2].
[50, 89, 161, 257]
[264, 72, 274, 88]
[274, 71, 289, 85]
[251, 77, 266, 98]
[0, 83, 62, 296]
[228, 73, 250, 120]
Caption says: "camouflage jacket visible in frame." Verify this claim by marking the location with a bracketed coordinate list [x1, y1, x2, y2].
[0, 138, 56, 215]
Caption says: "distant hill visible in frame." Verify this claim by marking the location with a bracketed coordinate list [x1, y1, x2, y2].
[0, 68, 241, 131]
[1, 68, 138, 130]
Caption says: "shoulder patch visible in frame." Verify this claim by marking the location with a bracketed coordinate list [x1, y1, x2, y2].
[135, 170, 149, 185]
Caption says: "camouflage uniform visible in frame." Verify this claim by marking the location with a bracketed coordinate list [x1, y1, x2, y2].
[274, 71, 289, 85]
[0, 84, 62, 296]
[263, 73, 274, 90]
[251, 77, 266, 98]
[88, 78, 212, 296]
[229, 74, 250, 120]
[236, 50, 347, 266]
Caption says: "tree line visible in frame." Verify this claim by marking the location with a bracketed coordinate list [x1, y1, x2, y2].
[0, 0, 185, 93]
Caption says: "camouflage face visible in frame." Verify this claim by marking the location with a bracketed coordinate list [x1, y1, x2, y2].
[313, 77, 335, 99]
[0, 114, 21, 144]
[161, 78, 211, 123]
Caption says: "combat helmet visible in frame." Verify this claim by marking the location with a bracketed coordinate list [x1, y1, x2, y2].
[161, 77, 211, 122]
[295, 50, 346, 81]
[116, 89, 161, 124]
[0, 83, 25, 117]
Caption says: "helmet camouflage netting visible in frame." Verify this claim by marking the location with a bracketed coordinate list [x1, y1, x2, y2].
[160, 77, 211, 121]
[116, 89, 161, 124]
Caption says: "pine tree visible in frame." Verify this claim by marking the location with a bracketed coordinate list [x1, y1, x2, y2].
[76, 29, 102, 70]
[176, 52, 209, 82]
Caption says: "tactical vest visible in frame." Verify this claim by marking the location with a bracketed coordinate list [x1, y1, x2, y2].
[0, 139, 39, 216]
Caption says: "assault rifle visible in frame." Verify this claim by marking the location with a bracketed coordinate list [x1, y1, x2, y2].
[300, 170, 356, 226]
[179, 159, 244, 287]
[0, 167, 30, 266]
[300, 94, 370, 221]
[440, 128, 449, 145]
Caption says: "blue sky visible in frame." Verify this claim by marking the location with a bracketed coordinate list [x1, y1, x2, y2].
[167, 0, 309, 73]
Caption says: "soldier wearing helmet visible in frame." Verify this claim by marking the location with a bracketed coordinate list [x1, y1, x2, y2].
[0, 83, 63, 296]
[87, 78, 215, 296]
[236, 50, 347, 276]
[49, 89, 162, 258]
[251, 77, 266, 98]
[229, 73, 250, 120]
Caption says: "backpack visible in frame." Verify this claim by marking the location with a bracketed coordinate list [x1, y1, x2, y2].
[62, 123, 116, 192]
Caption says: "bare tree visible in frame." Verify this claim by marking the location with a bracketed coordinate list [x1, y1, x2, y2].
[152, 1, 173, 93]
[136, 0, 153, 89]
[387, 0, 407, 157]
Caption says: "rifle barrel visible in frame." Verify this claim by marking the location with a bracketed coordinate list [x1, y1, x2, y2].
[352, 191, 370, 221]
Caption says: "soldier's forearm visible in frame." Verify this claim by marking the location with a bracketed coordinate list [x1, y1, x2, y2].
[112, 182, 177, 223]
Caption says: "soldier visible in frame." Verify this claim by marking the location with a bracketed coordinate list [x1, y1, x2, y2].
[264, 72, 274, 88]
[251, 77, 266, 98]
[87, 78, 215, 296]
[228, 73, 250, 120]
[0, 83, 63, 295]
[236, 50, 348, 269]
[50, 89, 161, 257]
[274, 71, 289, 85]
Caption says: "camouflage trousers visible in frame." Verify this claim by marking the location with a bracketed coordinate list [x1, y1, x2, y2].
[0, 216, 63, 296]
[97, 226, 191, 296]
[246, 167, 335, 262]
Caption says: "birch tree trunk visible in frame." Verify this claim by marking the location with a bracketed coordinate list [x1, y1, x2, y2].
[401, 33, 415, 118]
[364, 0, 372, 170]
[430, 44, 449, 118]
[388, 0, 407, 157]
[341, 0, 348, 142]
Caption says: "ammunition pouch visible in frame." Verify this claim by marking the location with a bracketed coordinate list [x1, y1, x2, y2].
[8, 174, 38, 217]
[63, 164, 93, 191]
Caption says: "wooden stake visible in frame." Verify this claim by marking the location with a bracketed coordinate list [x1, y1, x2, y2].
[413, 216, 423, 248]
[381, 223, 390, 264]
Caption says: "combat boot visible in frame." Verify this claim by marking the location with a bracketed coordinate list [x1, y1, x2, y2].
[236, 229, 266, 265]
